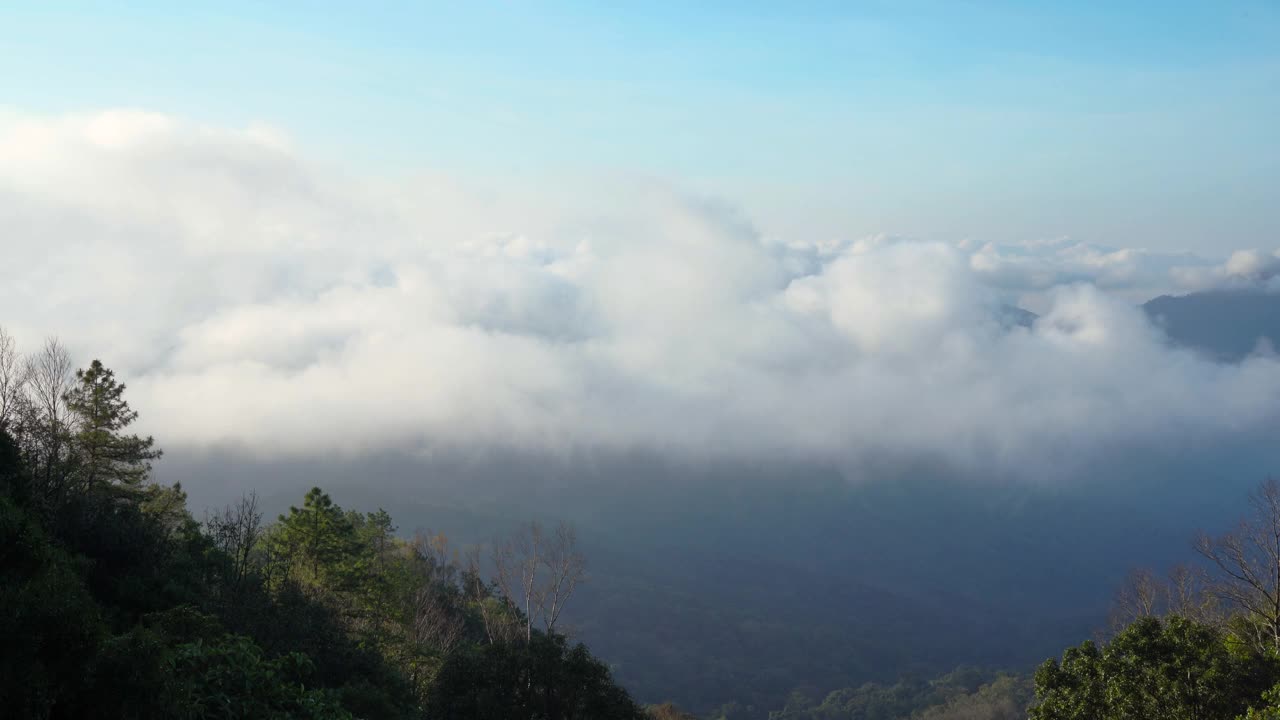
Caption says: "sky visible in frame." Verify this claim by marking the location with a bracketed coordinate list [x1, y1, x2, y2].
[1, 3, 1280, 492]
[3, 1, 1278, 252]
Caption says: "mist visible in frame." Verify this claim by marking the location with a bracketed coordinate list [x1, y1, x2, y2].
[3, 110, 1279, 501]
[6, 3, 1280, 716]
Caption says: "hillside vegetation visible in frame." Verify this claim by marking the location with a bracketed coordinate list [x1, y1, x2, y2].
[0, 333, 644, 719]
[6, 329, 1280, 720]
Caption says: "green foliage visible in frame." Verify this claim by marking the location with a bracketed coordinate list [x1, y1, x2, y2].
[63, 359, 161, 498]
[914, 675, 1032, 720]
[0, 491, 105, 718]
[0, 421, 24, 498]
[1240, 684, 1280, 719]
[758, 667, 1017, 720]
[1030, 616, 1280, 720]
[427, 631, 647, 720]
[2, 355, 643, 720]
[162, 634, 353, 719]
[271, 487, 361, 587]
[647, 701, 701, 719]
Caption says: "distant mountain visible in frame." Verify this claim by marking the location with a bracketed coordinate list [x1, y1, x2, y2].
[1143, 290, 1280, 361]
[999, 290, 1280, 362]
[997, 304, 1037, 329]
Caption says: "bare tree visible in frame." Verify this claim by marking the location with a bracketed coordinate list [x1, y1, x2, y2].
[409, 584, 464, 655]
[493, 521, 543, 642]
[25, 338, 74, 434]
[1111, 567, 1161, 631]
[411, 530, 459, 587]
[206, 492, 264, 588]
[492, 520, 585, 642]
[1165, 563, 1222, 624]
[1196, 477, 1280, 651]
[534, 521, 585, 636]
[0, 325, 28, 431]
[466, 545, 520, 645]
[405, 534, 465, 656]
[1109, 563, 1223, 635]
[21, 338, 75, 508]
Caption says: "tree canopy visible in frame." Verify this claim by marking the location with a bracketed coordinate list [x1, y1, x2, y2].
[0, 331, 644, 719]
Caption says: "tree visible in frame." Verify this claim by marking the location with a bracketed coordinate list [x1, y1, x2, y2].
[405, 531, 466, 656]
[63, 359, 162, 501]
[271, 487, 359, 586]
[204, 492, 264, 590]
[1242, 685, 1280, 720]
[1196, 478, 1280, 652]
[915, 675, 1033, 720]
[466, 545, 523, 646]
[1030, 616, 1278, 720]
[162, 634, 354, 720]
[1110, 564, 1223, 634]
[19, 338, 74, 510]
[427, 631, 646, 720]
[0, 431, 106, 718]
[493, 520, 586, 642]
[0, 415, 22, 500]
[0, 326, 27, 432]
[535, 522, 585, 638]
[647, 702, 700, 719]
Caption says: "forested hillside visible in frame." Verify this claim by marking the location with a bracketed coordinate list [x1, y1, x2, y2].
[0, 332, 645, 719]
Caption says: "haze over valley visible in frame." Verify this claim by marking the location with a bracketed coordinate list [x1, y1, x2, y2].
[3, 4, 1280, 719]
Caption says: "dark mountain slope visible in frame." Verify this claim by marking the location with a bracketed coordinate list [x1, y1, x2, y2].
[1143, 290, 1280, 361]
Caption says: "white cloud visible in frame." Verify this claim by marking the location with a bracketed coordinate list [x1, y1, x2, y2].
[1170, 249, 1280, 292]
[2, 110, 1279, 479]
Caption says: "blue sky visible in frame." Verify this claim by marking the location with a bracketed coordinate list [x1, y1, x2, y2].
[3, 1, 1278, 252]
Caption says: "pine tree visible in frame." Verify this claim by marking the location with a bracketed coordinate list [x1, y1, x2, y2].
[62, 360, 161, 500]
[275, 487, 359, 585]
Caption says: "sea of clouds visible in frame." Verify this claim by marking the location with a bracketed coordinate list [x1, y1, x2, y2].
[2, 110, 1278, 479]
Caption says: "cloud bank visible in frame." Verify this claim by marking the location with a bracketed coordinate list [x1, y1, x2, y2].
[2, 110, 1278, 479]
